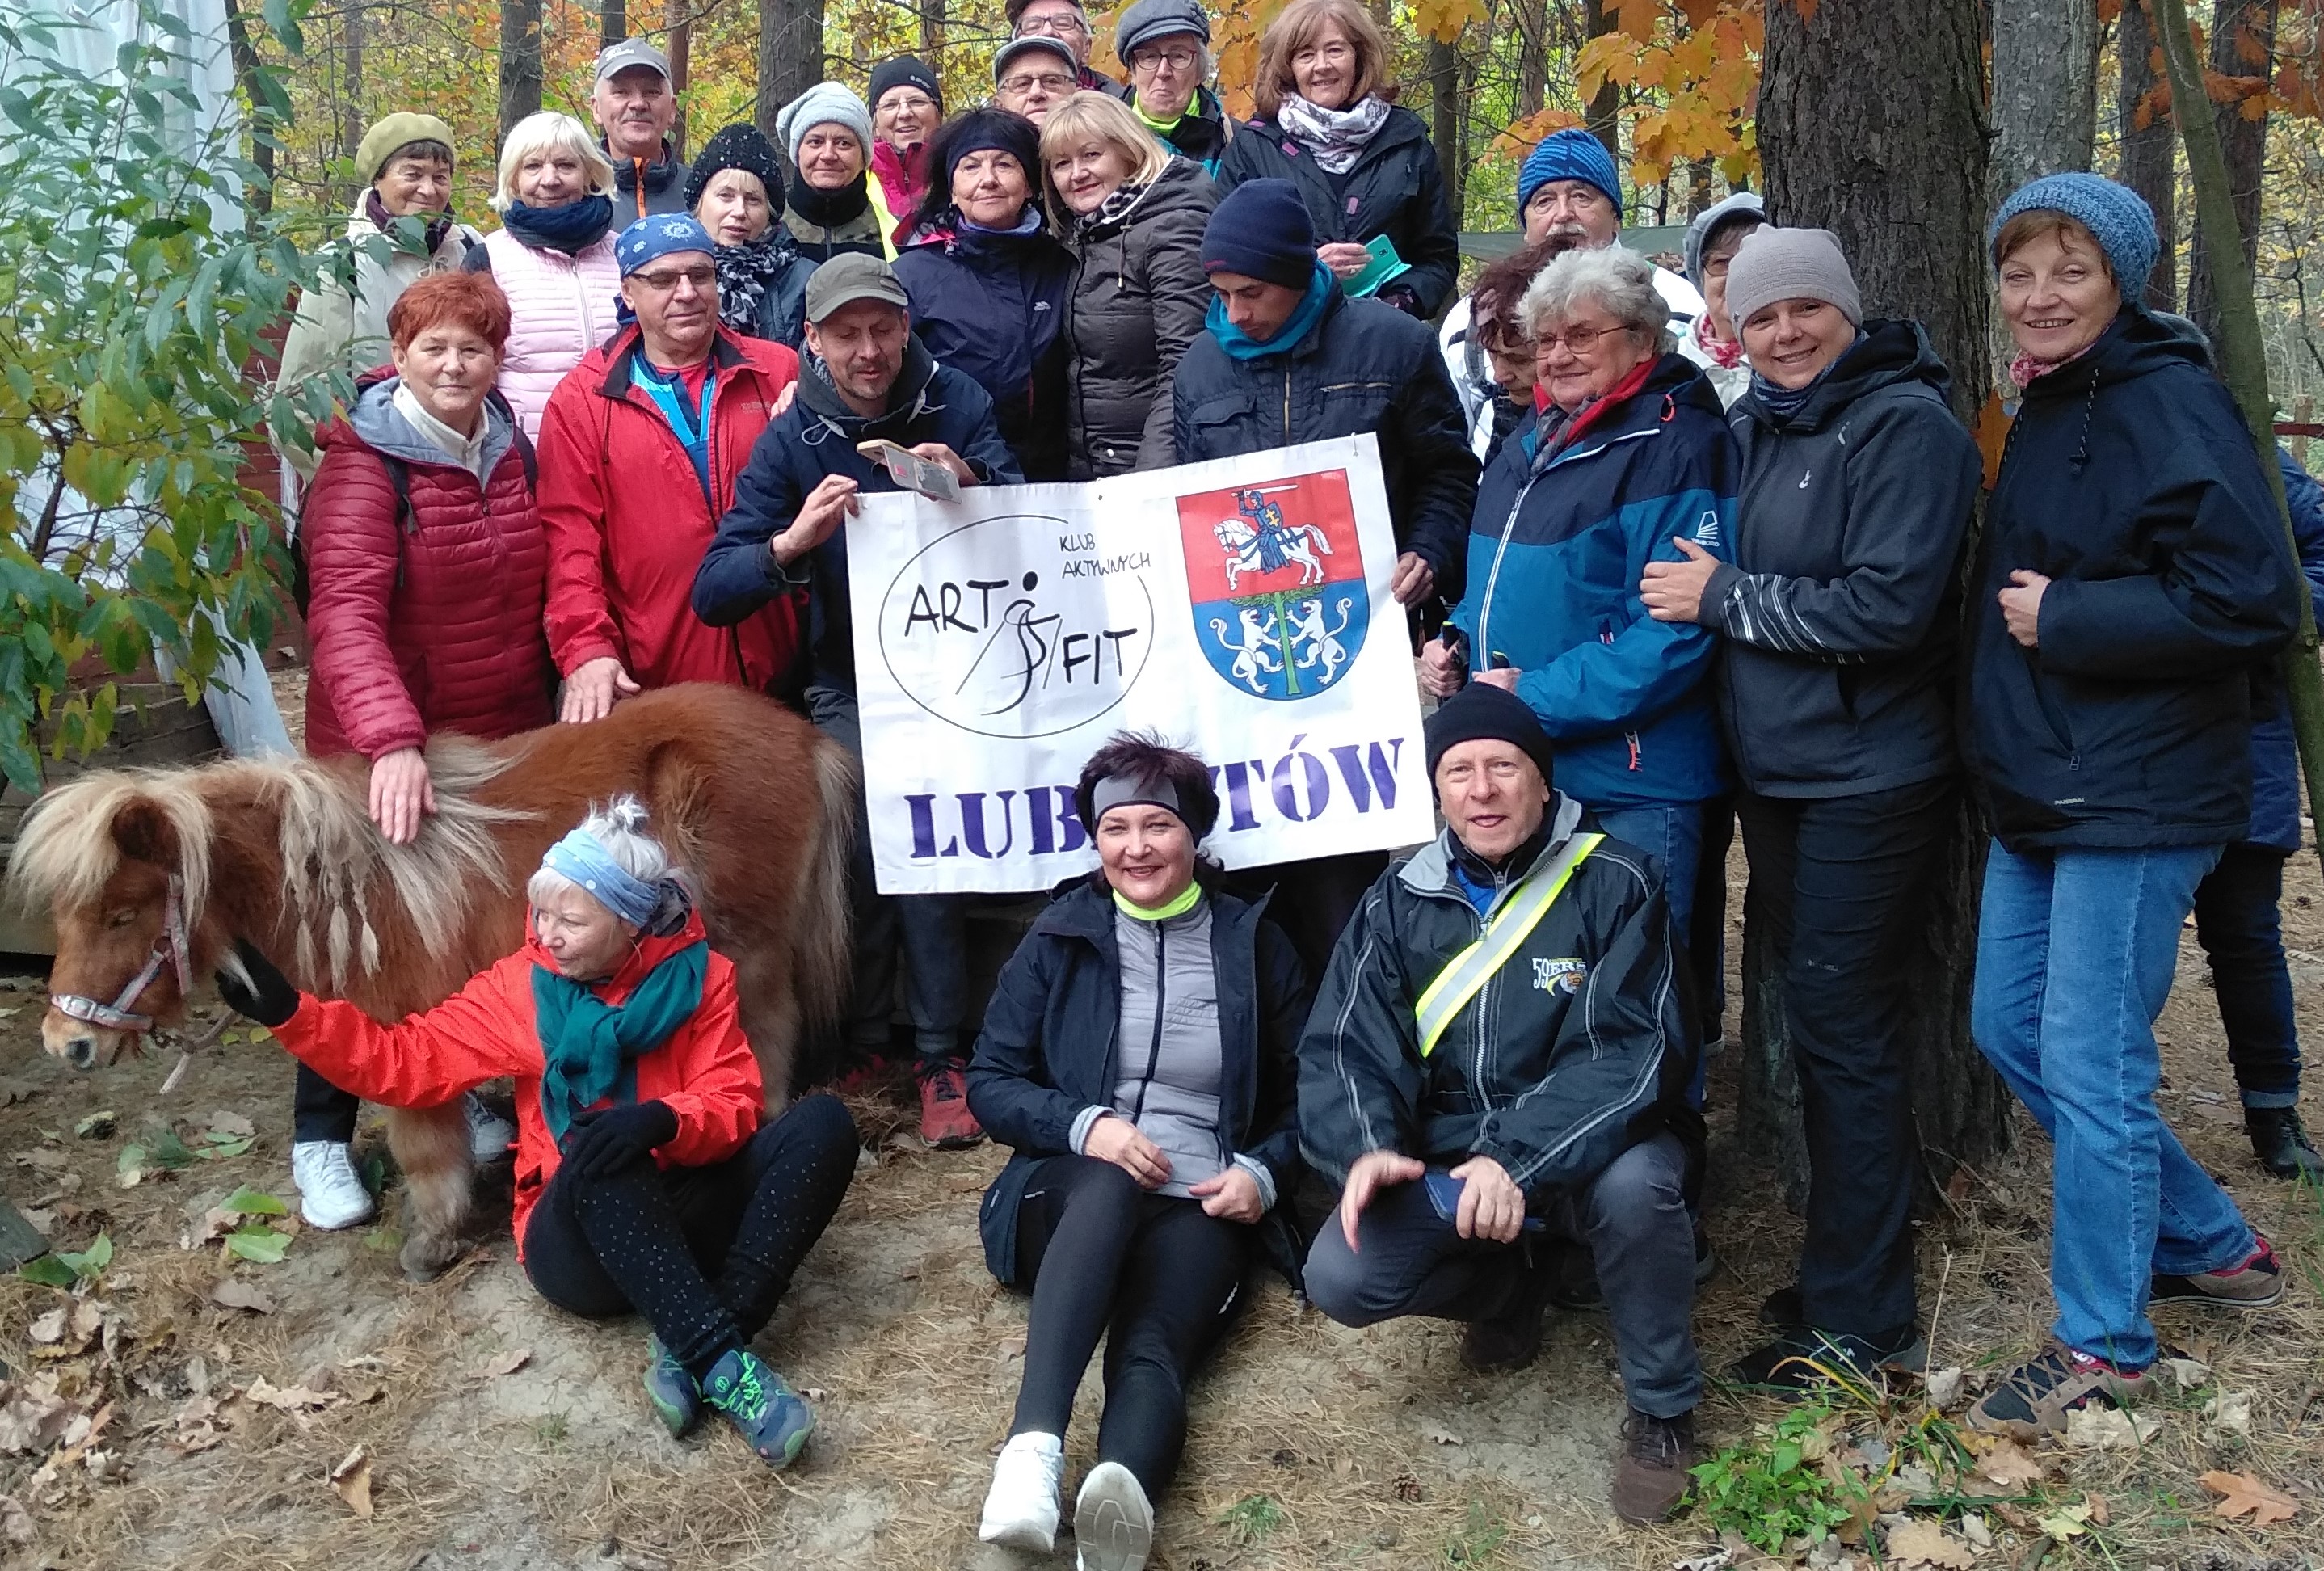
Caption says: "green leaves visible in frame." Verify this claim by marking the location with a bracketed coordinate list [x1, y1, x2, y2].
[1689, 1405, 1859, 1554]
[18, 1231, 113, 1288]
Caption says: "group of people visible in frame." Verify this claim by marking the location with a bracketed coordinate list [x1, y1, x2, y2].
[252, 5, 2321, 1565]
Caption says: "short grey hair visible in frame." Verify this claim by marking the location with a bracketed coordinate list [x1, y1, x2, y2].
[524, 794, 683, 913]
[493, 111, 618, 214]
[1518, 244, 1673, 355]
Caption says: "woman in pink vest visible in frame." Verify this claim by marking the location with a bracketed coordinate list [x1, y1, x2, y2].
[464, 112, 625, 438]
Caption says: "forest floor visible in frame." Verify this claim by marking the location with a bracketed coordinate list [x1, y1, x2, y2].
[0, 680, 2318, 1569]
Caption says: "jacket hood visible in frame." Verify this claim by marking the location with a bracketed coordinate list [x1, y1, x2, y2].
[1739, 318, 1952, 434]
[795, 332, 943, 437]
[1682, 191, 1764, 289]
[1400, 793, 1586, 898]
[333, 369, 518, 475]
[2022, 302, 2211, 401]
[1076, 155, 1212, 243]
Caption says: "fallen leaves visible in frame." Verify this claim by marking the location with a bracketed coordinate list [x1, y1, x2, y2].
[1884, 1518, 1974, 1570]
[0, 1379, 78, 1455]
[1416, 1421, 1463, 1446]
[242, 1377, 342, 1413]
[470, 1346, 532, 1380]
[1921, 1366, 1964, 1409]
[2201, 1388, 2253, 1437]
[330, 1444, 374, 1518]
[2200, 1469, 2300, 1527]
[1971, 1436, 2046, 1488]
[205, 1278, 275, 1315]
[2062, 1405, 2158, 1450]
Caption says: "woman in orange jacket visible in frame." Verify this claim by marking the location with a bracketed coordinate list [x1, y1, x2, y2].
[218, 796, 857, 1469]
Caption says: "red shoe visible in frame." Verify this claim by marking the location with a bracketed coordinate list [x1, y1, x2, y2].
[917, 1059, 984, 1148]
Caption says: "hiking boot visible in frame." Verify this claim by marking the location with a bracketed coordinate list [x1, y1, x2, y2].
[1463, 1245, 1560, 1371]
[1728, 1324, 1925, 1395]
[2151, 1236, 2284, 1310]
[2246, 1106, 2323, 1180]
[1760, 1282, 1804, 1327]
[917, 1058, 983, 1148]
[291, 1140, 377, 1231]
[1073, 1460, 1156, 1571]
[464, 1092, 516, 1163]
[978, 1431, 1064, 1552]
[1966, 1341, 2151, 1438]
[642, 1336, 701, 1438]
[1610, 1408, 1697, 1525]
[700, 1348, 815, 1468]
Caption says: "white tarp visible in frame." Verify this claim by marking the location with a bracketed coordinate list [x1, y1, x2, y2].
[851, 435, 1434, 895]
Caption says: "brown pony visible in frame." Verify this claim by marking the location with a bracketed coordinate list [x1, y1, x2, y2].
[6, 684, 854, 1280]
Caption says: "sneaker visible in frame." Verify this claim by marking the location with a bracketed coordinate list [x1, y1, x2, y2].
[291, 1140, 378, 1230]
[2246, 1107, 2323, 1180]
[917, 1058, 984, 1149]
[2150, 1237, 2284, 1309]
[463, 1092, 516, 1163]
[1073, 1459, 1156, 1571]
[1610, 1408, 1698, 1525]
[699, 1348, 815, 1468]
[642, 1335, 701, 1438]
[1966, 1341, 2151, 1438]
[1462, 1247, 1557, 1372]
[978, 1431, 1064, 1552]
[1728, 1324, 1925, 1394]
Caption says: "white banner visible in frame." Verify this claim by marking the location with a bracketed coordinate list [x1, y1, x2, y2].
[850, 435, 1434, 894]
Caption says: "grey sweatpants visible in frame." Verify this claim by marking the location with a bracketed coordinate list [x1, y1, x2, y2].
[1302, 1133, 1702, 1418]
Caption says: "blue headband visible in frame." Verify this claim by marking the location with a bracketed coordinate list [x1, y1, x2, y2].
[541, 829, 662, 927]
[616, 213, 714, 276]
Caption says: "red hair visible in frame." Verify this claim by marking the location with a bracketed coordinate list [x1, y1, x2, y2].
[388, 271, 512, 353]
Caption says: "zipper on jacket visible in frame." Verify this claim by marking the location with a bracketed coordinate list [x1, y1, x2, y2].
[1127, 920, 1167, 1125]
[1474, 474, 1535, 663]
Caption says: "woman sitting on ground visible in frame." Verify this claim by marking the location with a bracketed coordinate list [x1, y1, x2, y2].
[217, 796, 859, 1470]
[968, 735, 1311, 1571]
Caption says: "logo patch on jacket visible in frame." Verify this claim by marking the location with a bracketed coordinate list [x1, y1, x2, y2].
[1531, 958, 1588, 995]
[1692, 510, 1721, 548]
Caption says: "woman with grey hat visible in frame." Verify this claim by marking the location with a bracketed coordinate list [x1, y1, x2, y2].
[1115, 0, 1235, 176]
[774, 82, 898, 263]
[278, 112, 481, 478]
[685, 123, 818, 348]
[1638, 225, 1979, 1400]
[1678, 192, 1762, 407]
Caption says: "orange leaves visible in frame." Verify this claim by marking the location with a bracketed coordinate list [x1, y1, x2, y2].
[1615, 0, 1669, 40]
[1577, 0, 1762, 186]
[2199, 1470, 2301, 1527]
[1413, 0, 1490, 45]
[1491, 107, 1586, 156]
[1975, 392, 2015, 491]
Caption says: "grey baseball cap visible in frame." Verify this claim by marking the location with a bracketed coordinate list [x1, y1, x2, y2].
[804, 253, 910, 324]
[596, 38, 672, 84]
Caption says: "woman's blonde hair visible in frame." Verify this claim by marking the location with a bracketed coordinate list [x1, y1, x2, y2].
[1038, 91, 1172, 228]
[492, 111, 617, 214]
[1253, 0, 1396, 120]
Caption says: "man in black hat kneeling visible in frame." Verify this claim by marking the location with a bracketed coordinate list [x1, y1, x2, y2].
[1297, 683, 1705, 1525]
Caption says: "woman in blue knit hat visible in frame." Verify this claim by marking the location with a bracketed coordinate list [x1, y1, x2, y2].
[1960, 173, 2299, 1438]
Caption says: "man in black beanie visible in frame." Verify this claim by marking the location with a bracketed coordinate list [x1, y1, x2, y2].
[1296, 681, 1706, 1527]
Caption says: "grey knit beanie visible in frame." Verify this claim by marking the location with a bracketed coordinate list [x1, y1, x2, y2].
[1724, 226, 1862, 331]
[776, 82, 874, 167]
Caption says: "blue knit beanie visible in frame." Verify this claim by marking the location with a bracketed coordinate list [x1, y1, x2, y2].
[1201, 179, 1316, 291]
[1518, 128, 1622, 217]
[1988, 172, 2158, 300]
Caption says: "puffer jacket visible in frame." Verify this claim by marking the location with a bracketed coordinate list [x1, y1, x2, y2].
[1964, 305, 2300, 850]
[1297, 798, 1700, 1201]
[968, 878, 1310, 1286]
[1172, 287, 1477, 592]
[1446, 352, 1738, 810]
[534, 324, 802, 693]
[473, 227, 624, 439]
[1703, 320, 1980, 798]
[1214, 104, 1459, 318]
[1064, 158, 1217, 476]
[891, 217, 1078, 481]
[271, 911, 762, 1257]
[301, 372, 554, 760]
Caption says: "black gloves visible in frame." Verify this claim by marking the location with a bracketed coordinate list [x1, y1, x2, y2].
[215, 938, 299, 1028]
[558, 1101, 680, 1179]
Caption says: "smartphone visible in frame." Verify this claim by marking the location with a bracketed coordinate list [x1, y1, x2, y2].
[856, 439, 961, 503]
[1423, 1169, 1544, 1231]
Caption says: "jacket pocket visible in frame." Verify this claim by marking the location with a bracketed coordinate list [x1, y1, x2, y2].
[1185, 392, 1260, 454]
[1316, 379, 1395, 436]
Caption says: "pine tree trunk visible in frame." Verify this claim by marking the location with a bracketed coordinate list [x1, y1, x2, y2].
[2185, 0, 2276, 339]
[499, 0, 545, 141]
[920, 0, 947, 64]
[1989, 0, 2101, 196]
[1749, 0, 2014, 1208]
[666, 0, 693, 158]
[1580, 0, 1621, 165]
[757, 0, 826, 144]
[2117, 0, 2179, 310]
[339, 1, 365, 210]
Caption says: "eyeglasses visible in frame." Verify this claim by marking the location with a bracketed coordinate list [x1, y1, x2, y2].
[631, 265, 715, 293]
[1537, 323, 1626, 355]
[1290, 42, 1354, 68]
[999, 71, 1077, 95]
[880, 91, 938, 114]
[1017, 11, 1089, 37]
[1130, 47, 1201, 74]
[1702, 255, 1735, 280]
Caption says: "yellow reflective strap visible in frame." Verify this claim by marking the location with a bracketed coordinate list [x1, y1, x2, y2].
[1413, 833, 1602, 1059]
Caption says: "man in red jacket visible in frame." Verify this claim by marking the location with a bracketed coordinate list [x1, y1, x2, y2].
[537, 214, 802, 720]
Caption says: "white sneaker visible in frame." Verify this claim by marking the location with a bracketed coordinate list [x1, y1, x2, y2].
[463, 1092, 516, 1162]
[291, 1141, 377, 1230]
[978, 1430, 1064, 1551]
[1074, 1461, 1154, 1571]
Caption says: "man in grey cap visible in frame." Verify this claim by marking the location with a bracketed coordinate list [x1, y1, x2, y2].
[593, 38, 692, 219]
[991, 34, 1080, 128]
[1115, 0, 1232, 174]
[695, 253, 1022, 1149]
[1007, 0, 1116, 91]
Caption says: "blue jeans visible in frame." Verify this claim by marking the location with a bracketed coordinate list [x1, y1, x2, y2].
[1592, 802, 1705, 936]
[1970, 839, 2257, 1370]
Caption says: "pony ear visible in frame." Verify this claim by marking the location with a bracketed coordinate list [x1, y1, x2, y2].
[109, 799, 180, 868]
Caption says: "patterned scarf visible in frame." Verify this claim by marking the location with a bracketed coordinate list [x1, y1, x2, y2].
[2008, 339, 2099, 390]
[1691, 313, 1745, 370]
[1074, 180, 1153, 240]
[1274, 93, 1391, 175]
[713, 232, 798, 332]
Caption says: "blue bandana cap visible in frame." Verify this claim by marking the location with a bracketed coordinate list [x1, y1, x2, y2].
[616, 213, 715, 276]
[1988, 172, 2158, 301]
[541, 828, 662, 927]
[1519, 129, 1622, 218]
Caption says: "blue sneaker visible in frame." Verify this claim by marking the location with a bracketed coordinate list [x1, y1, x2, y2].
[700, 1348, 815, 1468]
[643, 1336, 701, 1438]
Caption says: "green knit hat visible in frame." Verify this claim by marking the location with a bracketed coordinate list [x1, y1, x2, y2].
[356, 112, 457, 183]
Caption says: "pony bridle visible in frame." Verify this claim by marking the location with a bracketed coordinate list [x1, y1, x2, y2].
[50, 875, 191, 1034]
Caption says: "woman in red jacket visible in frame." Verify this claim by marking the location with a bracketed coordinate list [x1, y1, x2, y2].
[218, 796, 860, 1468]
[297, 270, 558, 1229]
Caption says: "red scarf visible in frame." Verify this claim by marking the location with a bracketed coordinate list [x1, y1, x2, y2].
[1540, 355, 1661, 456]
[1692, 314, 1745, 370]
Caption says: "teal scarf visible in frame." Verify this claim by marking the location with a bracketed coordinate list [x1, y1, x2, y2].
[532, 940, 709, 1139]
[1206, 261, 1335, 361]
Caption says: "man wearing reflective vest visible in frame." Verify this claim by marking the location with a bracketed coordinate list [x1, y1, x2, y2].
[1297, 682, 1705, 1525]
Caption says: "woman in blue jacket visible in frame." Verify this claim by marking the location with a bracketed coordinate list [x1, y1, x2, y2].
[1962, 175, 2298, 1439]
[966, 734, 1309, 1571]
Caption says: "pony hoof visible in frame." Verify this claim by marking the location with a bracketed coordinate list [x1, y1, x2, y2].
[399, 1232, 464, 1282]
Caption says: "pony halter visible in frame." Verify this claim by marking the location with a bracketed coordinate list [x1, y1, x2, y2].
[49, 875, 191, 1033]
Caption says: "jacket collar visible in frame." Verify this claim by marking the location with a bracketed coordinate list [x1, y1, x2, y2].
[796, 334, 941, 436]
[1030, 874, 1261, 947]
[596, 322, 754, 400]
[1528, 352, 1714, 470]
[521, 907, 707, 998]
[1400, 793, 1585, 900]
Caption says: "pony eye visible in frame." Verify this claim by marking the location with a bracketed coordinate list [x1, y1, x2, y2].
[106, 908, 138, 929]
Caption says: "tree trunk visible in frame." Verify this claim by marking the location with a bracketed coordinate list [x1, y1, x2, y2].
[920, 0, 947, 64]
[339, 1, 364, 209]
[757, 0, 826, 144]
[602, 0, 627, 45]
[499, 0, 545, 141]
[1580, 0, 1622, 164]
[2185, 0, 2276, 339]
[666, 0, 693, 159]
[1515, 0, 1548, 117]
[1750, 0, 2014, 1208]
[219, 0, 275, 219]
[1989, 0, 2101, 196]
[1429, 36, 1463, 230]
[2117, 0, 2179, 310]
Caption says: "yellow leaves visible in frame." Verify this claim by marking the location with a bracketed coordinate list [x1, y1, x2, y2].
[2200, 1469, 2301, 1527]
[1975, 391, 2015, 491]
[1614, 0, 1668, 41]
[1490, 107, 1585, 157]
[1577, 0, 1761, 185]
[1412, 0, 1488, 45]
[1884, 1518, 1976, 1570]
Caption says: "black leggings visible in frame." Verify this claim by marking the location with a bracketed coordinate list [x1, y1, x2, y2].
[1009, 1155, 1251, 1497]
[522, 1093, 858, 1379]
[293, 1063, 361, 1144]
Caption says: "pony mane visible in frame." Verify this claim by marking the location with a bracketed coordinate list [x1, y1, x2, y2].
[6, 765, 219, 927]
